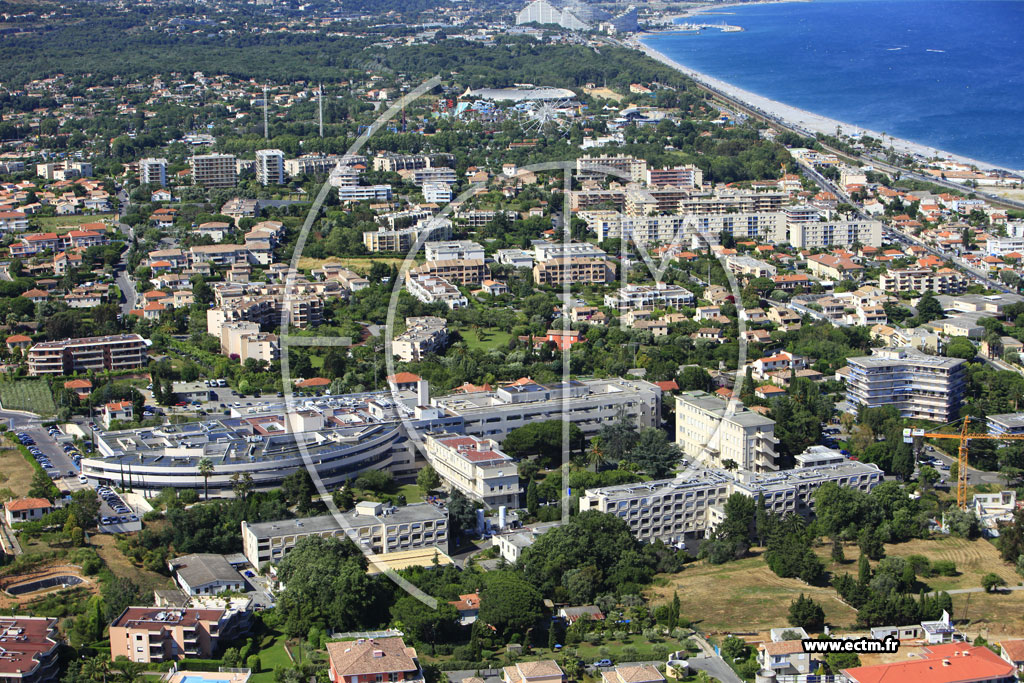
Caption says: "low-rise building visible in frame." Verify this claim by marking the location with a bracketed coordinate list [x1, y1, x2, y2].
[326, 636, 423, 683]
[109, 606, 248, 663]
[0, 617, 60, 683]
[405, 273, 467, 309]
[841, 643, 1013, 683]
[103, 401, 133, 428]
[4, 498, 53, 525]
[240, 502, 448, 567]
[502, 661, 565, 683]
[533, 257, 612, 285]
[28, 334, 150, 376]
[604, 283, 695, 312]
[393, 317, 447, 363]
[168, 554, 246, 596]
[424, 434, 521, 507]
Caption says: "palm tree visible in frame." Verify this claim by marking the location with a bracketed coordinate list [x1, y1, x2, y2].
[585, 438, 607, 473]
[111, 657, 144, 683]
[197, 457, 214, 500]
[82, 655, 110, 683]
[231, 471, 254, 500]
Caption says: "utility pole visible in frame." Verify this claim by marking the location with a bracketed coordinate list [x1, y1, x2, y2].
[318, 83, 324, 138]
[263, 85, 269, 139]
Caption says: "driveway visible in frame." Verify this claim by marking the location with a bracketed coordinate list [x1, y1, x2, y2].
[687, 655, 744, 683]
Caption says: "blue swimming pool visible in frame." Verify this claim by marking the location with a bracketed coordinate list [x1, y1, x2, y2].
[180, 676, 233, 683]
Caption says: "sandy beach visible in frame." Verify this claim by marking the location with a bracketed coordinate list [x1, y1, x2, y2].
[633, 15, 1022, 176]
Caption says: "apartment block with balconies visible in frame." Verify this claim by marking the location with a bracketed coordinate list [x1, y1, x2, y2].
[845, 347, 966, 422]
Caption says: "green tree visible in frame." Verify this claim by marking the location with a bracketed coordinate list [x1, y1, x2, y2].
[197, 457, 214, 500]
[945, 336, 976, 360]
[788, 593, 825, 631]
[478, 570, 543, 637]
[390, 594, 459, 644]
[526, 479, 539, 516]
[982, 573, 1006, 593]
[276, 535, 379, 636]
[417, 465, 441, 495]
[917, 291, 943, 324]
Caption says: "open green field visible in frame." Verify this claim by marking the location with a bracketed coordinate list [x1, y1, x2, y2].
[458, 327, 513, 350]
[0, 381, 56, 415]
[31, 214, 115, 230]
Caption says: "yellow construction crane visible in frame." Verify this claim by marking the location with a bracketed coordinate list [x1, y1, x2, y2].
[904, 416, 1024, 509]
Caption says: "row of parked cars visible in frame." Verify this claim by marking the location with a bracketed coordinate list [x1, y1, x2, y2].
[97, 485, 137, 525]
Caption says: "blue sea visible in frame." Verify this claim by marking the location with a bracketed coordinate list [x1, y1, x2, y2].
[640, 0, 1024, 170]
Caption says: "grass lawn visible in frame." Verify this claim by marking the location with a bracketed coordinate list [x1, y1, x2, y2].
[458, 327, 513, 351]
[31, 214, 115, 230]
[296, 257, 412, 272]
[397, 483, 425, 504]
[0, 381, 56, 416]
[251, 633, 293, 683]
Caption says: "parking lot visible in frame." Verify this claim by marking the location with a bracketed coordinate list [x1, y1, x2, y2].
[15, 427, 141, 532]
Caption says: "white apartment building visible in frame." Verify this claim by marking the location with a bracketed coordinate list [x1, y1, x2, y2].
[987, 235, 1024, 256]
[423, 182, 453, 204]
[788, 219, 883, 248]
[604, 283, 695, 312]
[139, 158, 168, 187]
[675, 390, 779, 471]
[726, 255, 777, 278]
[191, 154, 237, 188]
[845, 347, 967, 422]
[393, 316, 448, 362]
[495, 249, 535, 268]
[220, 321, 280, 364]
[579, 466, 732, 548]
[879, 268, 967, 295]
[411, 168, 457, 186]
[405, 273, 467, 309]
[647, 165, 703, 188]
[337, 184, 392, 202]
[579, 448, 881, 550]
[432, 378, 662, 442]
[533, 240, 607, 262]
[424, 434, 521, 507]
[424, 240, 486, 262]
[584, 210, 785, 245]
[241, 501, 448, 566]
[577, 154, 648, 182]
[255, 149, 285, 186]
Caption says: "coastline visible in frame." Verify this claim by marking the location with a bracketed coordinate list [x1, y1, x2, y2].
[633, 19, 1022, 175]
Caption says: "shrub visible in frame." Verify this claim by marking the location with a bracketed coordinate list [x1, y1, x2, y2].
[931, 560, 958, 576]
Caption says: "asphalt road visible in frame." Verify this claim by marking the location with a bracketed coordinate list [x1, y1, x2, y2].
[0, 410, 141, 528]
[686, 656, 743, 683]
[925, 443, 1004, 486]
